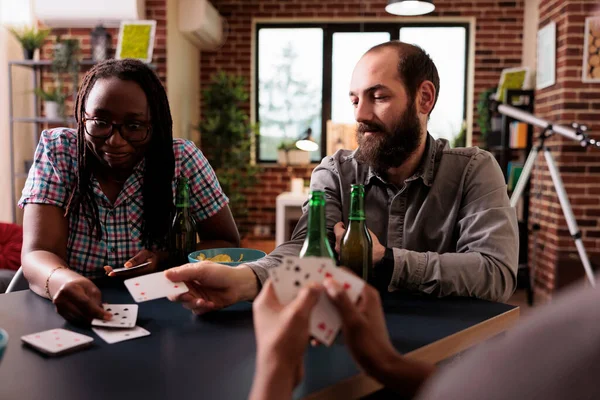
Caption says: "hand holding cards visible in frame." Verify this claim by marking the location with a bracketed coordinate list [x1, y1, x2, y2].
[269, 256, 365, 346]
[124, 271, 188, 302]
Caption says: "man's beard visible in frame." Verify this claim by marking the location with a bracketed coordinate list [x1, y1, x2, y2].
[355, 102, 422, 175]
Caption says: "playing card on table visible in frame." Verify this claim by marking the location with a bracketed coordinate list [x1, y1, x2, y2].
[91, 304, 138, 328]
[21, 328, 94, 356]
[124, 271, 188, 302]
[92, 325, 150, 344]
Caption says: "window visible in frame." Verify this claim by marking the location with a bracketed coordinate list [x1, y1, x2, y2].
[331, 32, 391, 124]
[399, 27, 467, 143]
[256, 23, 469, 162]
[257, 28, 323, 162]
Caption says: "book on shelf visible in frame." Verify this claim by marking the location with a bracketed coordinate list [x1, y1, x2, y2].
[507, 161, 524, 191]
[509, 121, 528, 148]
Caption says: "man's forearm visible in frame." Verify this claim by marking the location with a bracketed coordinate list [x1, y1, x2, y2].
[244, 240, 305, 286]
[387, 248, 517, 302]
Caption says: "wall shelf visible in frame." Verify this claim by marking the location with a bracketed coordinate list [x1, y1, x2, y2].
[7, 60, 87, 223]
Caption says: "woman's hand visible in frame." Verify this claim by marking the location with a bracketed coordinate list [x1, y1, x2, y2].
[52, 271, 111, 325]
[104, 249, 159, 278]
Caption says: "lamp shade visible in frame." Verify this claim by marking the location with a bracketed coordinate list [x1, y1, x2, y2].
[296, 128, 319, 152]
[385, 0, 435, 16]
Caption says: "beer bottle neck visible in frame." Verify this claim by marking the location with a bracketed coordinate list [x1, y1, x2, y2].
[175, 180, 191, 215]
[348, 191, 365, 222]
[307, 202, 328, 243]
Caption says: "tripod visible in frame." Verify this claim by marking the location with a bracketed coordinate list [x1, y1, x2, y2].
[505, 112, 598, 287]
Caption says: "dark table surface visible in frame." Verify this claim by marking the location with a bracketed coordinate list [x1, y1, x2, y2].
[0, 287, 517, 400]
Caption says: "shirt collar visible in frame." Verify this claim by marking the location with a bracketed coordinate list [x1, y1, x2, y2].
[347, 133, 438, 188]
[91, 158, 146, 208]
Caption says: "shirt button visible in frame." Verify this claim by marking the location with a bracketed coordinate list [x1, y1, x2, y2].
[110, 247, 116, 253]
[108, 210, 114, 216]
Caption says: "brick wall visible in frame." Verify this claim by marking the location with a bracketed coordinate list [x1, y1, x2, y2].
[242, 166, 313, 236]
[39, 0, 167, 110]
[200, 0, 525, 237]
[531, 0, 600, 296]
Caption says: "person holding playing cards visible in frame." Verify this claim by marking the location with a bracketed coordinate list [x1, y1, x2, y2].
[166, 40, 518, 317]
[250, 275, 600, 400]
[19, 59, 240, 325]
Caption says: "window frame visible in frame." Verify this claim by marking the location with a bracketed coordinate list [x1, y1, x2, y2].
[255, 22, 471, 163]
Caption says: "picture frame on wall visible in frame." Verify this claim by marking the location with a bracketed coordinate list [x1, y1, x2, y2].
[115, 20, 157, 63]
[582, 17, 600, 83]
[537, 21, 556, 89]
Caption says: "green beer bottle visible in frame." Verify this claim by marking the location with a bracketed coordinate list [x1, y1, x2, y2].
[170, 176, 197, 266]
[340, 184, 373, 281]
[299, 191, 335, 261]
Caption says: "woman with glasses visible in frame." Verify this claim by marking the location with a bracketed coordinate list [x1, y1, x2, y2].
[18, 59, 240, 325]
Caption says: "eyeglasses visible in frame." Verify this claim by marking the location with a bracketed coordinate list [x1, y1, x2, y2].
[82, 117, 152, 143]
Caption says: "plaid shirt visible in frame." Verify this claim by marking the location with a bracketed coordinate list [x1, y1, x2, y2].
[19, 128, 228, 279]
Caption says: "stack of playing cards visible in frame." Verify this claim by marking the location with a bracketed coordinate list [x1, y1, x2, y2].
[92, 272, 188, 344]
[21, 328, 94, 356]
[269, 256, 365, 346]
[92, 304, 151, 344]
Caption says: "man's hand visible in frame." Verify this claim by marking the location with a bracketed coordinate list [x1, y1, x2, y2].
[104, 249, 159, 278]
[52, 273, 112, 325]
[333, 222, 386, 264]
[164, 261, 259, 315]
[249, 280, 322, 400]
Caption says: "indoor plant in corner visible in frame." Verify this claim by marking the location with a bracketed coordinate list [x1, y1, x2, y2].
[8, 26, 50, 60]
[198, 71, 260, 234]
[35, 87, 66, 120]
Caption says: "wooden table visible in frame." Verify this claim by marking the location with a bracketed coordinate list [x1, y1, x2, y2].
[0, 287, 518, 400]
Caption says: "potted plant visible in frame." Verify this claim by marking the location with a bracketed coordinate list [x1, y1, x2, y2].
[52, 37, 80, 89]
[197, 71, 260, 234]
[277, 140, 310, 166]
[35, 36, 80, 121]
[477, 87, 501, 148]
[35, 87, 66, 120]
[8, 26, 50, 60]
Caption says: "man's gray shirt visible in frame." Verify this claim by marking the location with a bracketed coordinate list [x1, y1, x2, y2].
[248, 134, 518, 302]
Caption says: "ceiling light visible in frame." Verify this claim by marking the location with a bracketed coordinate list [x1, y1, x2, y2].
[385, 0, 435, 16]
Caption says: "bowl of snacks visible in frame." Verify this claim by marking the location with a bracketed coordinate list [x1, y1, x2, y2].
[188, 248, 267, 267]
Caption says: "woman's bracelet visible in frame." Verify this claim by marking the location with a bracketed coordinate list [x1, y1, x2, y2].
[45, 266, 67, 299]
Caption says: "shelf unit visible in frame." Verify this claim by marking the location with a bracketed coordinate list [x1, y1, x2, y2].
[487, 89, 535, 305]
[7, 60, 95, 223]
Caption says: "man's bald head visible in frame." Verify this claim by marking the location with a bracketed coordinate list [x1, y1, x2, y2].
[364, 41, 440, 114]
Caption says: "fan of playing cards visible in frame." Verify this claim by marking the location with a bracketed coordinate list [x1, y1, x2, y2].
[269, 256, 365, 346]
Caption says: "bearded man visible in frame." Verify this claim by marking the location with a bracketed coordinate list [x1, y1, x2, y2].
[164, 41, 518, 312]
